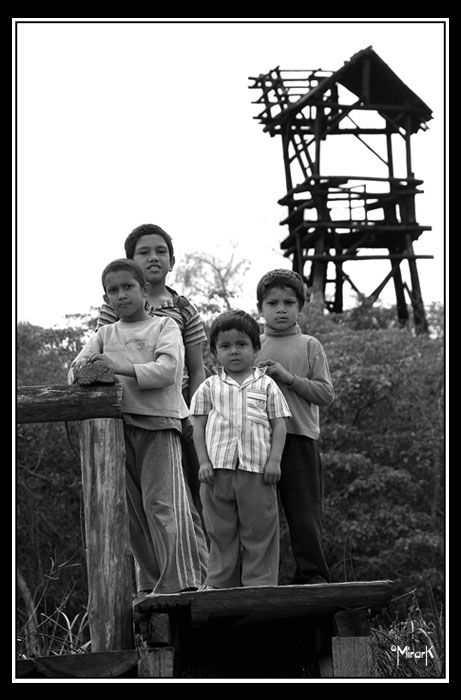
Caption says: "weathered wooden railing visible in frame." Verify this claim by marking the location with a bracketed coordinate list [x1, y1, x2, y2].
[17, 384, 134, 654]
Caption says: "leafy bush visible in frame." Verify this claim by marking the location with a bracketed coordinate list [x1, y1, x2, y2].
[15, 300, 445, 663]
[297, 305, 445, 612]
[16, 322, 90, 654]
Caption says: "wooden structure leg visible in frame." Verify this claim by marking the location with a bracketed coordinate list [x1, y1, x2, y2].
[332, 636, 376, 677]
[135, 610, 184, 678]
[138, 647, 175, 678]
[79, 418, 134, 652]
[318, 654, 334, 678]
[322, 608, 378, 678]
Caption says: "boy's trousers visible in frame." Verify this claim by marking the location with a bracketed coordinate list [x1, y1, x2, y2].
[124, 425, 208, 594]
[279, 434, 330, 583]
[180, 416, 205, 527]
[200, 469, 279, 588]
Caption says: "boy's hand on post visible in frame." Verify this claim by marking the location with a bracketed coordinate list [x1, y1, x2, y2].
[87, 352, 114, 369]
[198, 461, 214, 485]
[258, 359, 294, 386]
[68, 357, 93, 384]
[69, 358, 89, 380]
[263, 458, 281, 485]
[87, 353, 133, 376]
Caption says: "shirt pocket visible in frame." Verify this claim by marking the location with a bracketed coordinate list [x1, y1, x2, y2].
[246, 389, 268, 426]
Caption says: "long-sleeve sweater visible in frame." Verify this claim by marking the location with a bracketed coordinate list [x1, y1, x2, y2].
[71, 316, 189, 419]
[256, 324, 334, 440]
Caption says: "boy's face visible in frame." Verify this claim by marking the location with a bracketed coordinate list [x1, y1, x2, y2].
[132, 234, 174, 286]
[260, 286, 300, 331]
[104, 270, 147, 322]
[214, 329, 256, 379]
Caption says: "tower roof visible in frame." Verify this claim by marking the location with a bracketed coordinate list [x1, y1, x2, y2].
[337, 46, 433, 133]
[265, 46, 433, 135]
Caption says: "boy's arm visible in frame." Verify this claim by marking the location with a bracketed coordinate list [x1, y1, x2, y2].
[82, 319, 184, 388]
[185, 343, 206, 404]
[67, 334, 104, 384]
[82, 353, 136, 378]
[132, 318, 183, 389]
[191, 415, 214, 485]
[263, 417, 287, 485]
[259, 341, 334, 406]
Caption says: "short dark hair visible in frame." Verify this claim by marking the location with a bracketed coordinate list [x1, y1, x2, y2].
[256, 269, 305, 310]
[209, 309, 261, 355]
[101, 258, 147, 292]
[124, 224, 174, 259]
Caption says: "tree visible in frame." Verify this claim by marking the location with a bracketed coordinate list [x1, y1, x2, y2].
[171, 245, 251, 323]
[170, 245, 252, 371]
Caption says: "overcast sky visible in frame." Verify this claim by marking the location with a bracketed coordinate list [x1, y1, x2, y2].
[14, 18, 447, 328]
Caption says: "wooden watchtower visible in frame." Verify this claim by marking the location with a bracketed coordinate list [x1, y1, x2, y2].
[249, 46, 433, 333]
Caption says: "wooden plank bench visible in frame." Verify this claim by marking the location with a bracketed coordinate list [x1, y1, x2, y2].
[133, 580, 394, 678]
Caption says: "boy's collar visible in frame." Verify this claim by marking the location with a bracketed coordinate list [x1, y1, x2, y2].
[217, 366, 265, 384]
[264, 322, 301, 337]
[144, 285, 178, 311]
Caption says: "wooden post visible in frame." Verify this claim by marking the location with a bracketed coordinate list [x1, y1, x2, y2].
[79, 418, 134, 652]
[332, 637, 376, 677]
[138, 648, 174, 678]
[331, 609, 377, 678]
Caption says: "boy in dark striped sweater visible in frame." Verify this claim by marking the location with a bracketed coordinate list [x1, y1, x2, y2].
[96, 223, 208, 568]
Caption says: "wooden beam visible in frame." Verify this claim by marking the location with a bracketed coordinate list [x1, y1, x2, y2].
[368, 267, 399, 303]
[303, 254, 433, 262]
[284, 101, 430, 114]
[291, 222, 431, 231]
[134, 580, 394, 626]
[16, 384, 123, 424]
[341, 271, 363, 296]
[79, 418, 134, 652]
[293, 174, 424, 187]
[16, 649, 139, 678]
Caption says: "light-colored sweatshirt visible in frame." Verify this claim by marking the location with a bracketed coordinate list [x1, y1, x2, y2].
[71, 316, 188, 419]
[256, 324, 334, 440]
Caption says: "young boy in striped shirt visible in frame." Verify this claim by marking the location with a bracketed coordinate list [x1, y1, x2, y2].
[190, 310, 291, 589]
[69, 258, 206, 595]
[256, 269, 334, 585]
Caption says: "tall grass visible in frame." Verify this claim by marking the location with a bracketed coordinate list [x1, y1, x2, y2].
[16, 557, 90, 658]
[371, 588, 445, 678]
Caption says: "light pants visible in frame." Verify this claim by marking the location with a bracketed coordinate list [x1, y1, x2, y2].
[124, 426, 208, 594]
[200, 468, 280, 588]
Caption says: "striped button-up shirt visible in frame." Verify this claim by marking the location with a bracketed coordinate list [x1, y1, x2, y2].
[190, 367, 291, 473]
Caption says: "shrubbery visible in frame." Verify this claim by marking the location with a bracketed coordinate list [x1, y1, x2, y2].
[15, 301, 445, 657]
[300, 304, 445, 612]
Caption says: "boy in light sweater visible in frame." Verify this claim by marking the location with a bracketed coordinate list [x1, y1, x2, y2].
[256, 269, 334, 584]
[69, 258, 206, 595]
